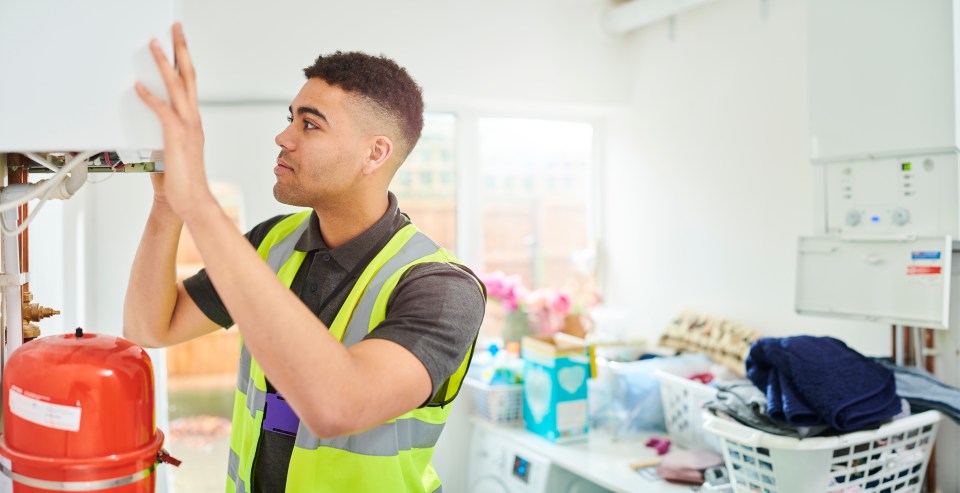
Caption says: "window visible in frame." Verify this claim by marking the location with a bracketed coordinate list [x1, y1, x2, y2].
[166, 183, 243, 493]
[478, 118, 594, 289]
[396, 114, 596, 282]
[394, 114, 598, 340]
[393, 113, 457, 251]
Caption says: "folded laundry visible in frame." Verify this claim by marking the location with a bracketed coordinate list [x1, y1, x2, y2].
[872, 358, 960, 424]
[705, 381, 828, 438]
[706, 381, 910, 438]
[746, 336, 902, 432]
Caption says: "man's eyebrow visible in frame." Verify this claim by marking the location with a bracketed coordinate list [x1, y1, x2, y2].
[288, 105, 330, 126]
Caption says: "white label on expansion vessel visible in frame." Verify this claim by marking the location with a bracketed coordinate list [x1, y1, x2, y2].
[9, 385, 81, 432]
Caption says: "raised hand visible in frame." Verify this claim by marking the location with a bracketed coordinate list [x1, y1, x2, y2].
[135, 23, 214, 221]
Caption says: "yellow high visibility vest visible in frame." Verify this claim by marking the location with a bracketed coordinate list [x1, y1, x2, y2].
[225, 211, 476, 493]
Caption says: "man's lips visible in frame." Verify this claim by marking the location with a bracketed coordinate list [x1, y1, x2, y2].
[275, 158, 294, 176]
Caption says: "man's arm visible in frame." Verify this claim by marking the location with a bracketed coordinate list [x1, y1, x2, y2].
[135, 24, 436, 438]
[122, 187, 221, 348]
[178, 206, 434, 438]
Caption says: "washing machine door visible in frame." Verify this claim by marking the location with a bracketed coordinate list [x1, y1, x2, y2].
[470, 477, 509, 493]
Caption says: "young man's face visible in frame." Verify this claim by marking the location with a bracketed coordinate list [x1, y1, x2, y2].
[273, 78, 372, 208]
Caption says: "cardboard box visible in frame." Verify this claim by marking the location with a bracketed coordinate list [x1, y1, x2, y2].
[521, 335, 590, 443]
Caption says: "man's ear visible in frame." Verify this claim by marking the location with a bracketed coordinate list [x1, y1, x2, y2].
[362, 136, 393, 175]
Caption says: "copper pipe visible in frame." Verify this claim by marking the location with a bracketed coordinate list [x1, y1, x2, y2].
[892, 326, 936, 491]
[923, 328, 935, 373]
[7, 154, 29, 295]
[923, 327, 936, 492]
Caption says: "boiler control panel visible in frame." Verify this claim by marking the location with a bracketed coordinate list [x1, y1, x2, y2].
[823, 153, 959, 237]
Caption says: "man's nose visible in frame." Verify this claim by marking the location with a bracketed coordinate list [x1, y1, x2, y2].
[275, 125, 295, 151]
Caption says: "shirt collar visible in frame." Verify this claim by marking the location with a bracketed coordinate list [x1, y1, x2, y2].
[294, 192, 406, 272]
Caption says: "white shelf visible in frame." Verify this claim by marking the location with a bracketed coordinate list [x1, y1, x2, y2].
[471, 418, 696, 493]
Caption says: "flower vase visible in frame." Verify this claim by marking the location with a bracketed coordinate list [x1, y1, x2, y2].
[502, 309, 532, 343]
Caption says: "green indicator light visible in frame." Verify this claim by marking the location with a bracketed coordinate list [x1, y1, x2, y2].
[902, 162, 912, 171]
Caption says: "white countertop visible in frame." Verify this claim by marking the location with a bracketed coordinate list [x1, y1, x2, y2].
[471, 418, 697, 493]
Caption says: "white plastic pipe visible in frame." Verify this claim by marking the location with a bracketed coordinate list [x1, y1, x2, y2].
[602, 0, 720, 35]
[60, 159, 88, 197]
[2, 207, 23, 362]
[37, 153, 90, 201]
[0, 152, 94, 212]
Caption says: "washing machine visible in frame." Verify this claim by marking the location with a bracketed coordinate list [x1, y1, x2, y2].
[467, 428, 613, 493]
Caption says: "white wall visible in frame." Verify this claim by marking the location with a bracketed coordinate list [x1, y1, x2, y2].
[184, 0, 630, 107]
[602, 0, 891, 356]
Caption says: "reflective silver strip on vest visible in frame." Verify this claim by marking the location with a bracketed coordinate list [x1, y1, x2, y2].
[266, 218, 310, 273]
[245, 375, 267, 418]
[227, 449, 245, 493]
[237, 344, 252, 392]
[237, 344, 267, 418]
[340, 231, 439, 347]
[234, 220, 309, 417]
[294, 416, 445, 456]
[0, 462, 154, 491]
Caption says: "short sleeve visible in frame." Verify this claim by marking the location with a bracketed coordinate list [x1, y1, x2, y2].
[362, 262, 486, 404]
[182, 214, 290, 328]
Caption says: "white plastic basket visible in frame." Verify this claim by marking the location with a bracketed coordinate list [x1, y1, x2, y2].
[703, 410, 941, 493]
[655, 363, 721, 452]
[464, 378, 523, 426]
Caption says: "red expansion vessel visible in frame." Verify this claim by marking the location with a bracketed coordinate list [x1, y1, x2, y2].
[0, 329, 175, 492]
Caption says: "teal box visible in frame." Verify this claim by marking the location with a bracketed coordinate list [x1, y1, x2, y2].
[521, 336, 590, 443]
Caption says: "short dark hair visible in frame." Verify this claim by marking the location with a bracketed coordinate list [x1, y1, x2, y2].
[303, 52, 424, 160]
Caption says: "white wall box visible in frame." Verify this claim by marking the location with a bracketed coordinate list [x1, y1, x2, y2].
[0, 0, 181, 152]
[808, 0, 960, 163]
[796, 236, 953, 329]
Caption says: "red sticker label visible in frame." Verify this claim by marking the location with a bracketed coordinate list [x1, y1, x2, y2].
[907, 266, 942, 275]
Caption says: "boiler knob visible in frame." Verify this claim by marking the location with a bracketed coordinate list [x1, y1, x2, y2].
[845, 210, 861, 226]
[891, 208, 910, 226]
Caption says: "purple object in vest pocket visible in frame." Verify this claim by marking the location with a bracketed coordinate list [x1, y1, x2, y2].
[264, 392, 300, 437]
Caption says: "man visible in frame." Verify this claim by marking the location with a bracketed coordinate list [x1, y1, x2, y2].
[123, 23, 485, 493]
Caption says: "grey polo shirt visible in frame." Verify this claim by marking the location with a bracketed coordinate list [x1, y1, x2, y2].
[183, 192, 485, 493]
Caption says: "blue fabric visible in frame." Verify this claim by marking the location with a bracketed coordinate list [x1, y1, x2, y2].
[872, 358, 960, 424]
[746, 336, 902, 432]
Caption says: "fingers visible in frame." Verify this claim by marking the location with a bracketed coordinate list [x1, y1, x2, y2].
[172, 23, 199, 107]
[149, 38, 191, 116]
[135, 82, 176, 123]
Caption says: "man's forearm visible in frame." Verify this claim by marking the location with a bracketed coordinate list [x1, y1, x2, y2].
[122, 201, 184, 347]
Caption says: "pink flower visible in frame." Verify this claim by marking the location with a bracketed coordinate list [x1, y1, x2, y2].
[479, 272, 525, 312]
[480, 272, 506, 299]
[523, 289, 548, 312]
[549, 292, 571, 315]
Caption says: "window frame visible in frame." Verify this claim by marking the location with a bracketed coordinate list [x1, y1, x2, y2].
[421, 105, 605, 280]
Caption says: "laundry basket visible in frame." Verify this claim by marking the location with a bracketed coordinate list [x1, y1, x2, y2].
[464, 378, 523, 426]
[655, 362, 722, 452]
[703, 410, 941, 493]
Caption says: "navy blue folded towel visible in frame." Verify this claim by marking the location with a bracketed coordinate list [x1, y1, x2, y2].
[746, 336, 902, 433]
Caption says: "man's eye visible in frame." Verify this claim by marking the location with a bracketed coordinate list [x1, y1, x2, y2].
[286, 115, 293, 123]
[304, 121, 317, 130]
